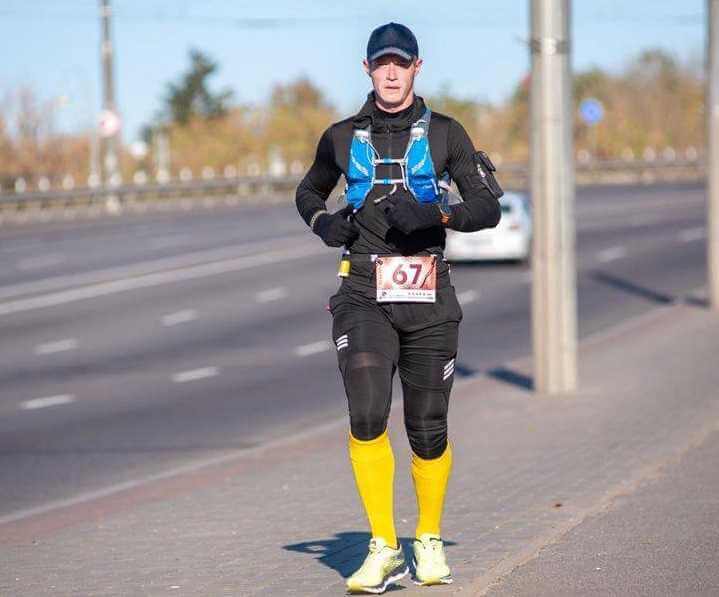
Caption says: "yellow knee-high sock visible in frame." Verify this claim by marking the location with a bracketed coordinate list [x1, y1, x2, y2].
[411, 442, 453, 538]
[348, 429, 397, 549]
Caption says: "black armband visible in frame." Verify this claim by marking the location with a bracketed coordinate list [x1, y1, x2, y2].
[473, 150, 504, 199]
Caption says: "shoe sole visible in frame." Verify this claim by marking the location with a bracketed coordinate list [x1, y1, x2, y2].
[411, 558, 453, 586]
[412, 576, 453, 586]
[346, 566, 409, 594]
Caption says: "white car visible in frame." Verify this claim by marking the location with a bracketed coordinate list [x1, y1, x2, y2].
[444, 192, 532, 264]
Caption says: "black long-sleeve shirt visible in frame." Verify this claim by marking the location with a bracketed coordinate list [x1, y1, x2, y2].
[295, 93, 502, 255]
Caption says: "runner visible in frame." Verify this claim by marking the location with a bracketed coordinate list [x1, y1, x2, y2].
[295, 22, 503, 594]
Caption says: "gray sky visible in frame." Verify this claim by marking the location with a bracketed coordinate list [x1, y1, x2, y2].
[0, 1, 704, 140]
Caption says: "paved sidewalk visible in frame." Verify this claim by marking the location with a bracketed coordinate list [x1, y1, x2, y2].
[2, 297, 719, 596]
[485, 429, 719, 596]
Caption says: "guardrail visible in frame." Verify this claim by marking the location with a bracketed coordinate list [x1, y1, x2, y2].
[0, 158, 705, 225]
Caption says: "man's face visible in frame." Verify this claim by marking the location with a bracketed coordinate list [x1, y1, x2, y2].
[363, 54, 423, 109]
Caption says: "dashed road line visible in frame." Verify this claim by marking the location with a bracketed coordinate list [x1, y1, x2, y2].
[162, 309, 197, 327]
[21, 394, 76, 410]
[596, 246, 627, 263]
[256, 287, 288, 303]
[171, 367, 219, 383]
[678, 227, 706, 243]
[16, 254, 66, 271]
[34, 338, 78, 355]
[457, 289, 480, 305]
[148, 236, 188, 250]
[627, 215, 661, 228]
[294, 340, 332, 357]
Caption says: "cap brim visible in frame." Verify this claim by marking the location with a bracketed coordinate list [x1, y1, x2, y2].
[368, 47, 413, 62]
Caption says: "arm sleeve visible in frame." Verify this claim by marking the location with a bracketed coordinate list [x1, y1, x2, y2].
[445, 119, 502, 233]
[295, 127, 342, 228]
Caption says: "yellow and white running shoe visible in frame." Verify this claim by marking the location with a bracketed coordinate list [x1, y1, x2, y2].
[346, 537, 408, 594]
[412, 533, 453, 586]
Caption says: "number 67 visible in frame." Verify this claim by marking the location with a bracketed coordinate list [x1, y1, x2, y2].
[392, 263, 422, 285]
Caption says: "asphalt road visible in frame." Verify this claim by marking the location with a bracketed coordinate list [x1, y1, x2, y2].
[0, 183, 708, 520]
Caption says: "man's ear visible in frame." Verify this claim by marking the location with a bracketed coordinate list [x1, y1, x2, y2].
[362, 59, 371, 76]
[413, 58, 423, 75]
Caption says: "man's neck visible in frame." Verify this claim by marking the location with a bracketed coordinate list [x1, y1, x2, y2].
[373, 91, 415, 114]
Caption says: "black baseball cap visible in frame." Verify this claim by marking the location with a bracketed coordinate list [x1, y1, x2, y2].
[366, 22, 419, 62]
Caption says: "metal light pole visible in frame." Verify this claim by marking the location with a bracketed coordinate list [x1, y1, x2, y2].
[100, 0, 121, 191]
[708, 0, 719, 312]
[529, 0, 578, 394]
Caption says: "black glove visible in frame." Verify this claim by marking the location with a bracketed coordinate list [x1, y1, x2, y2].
[381, 193, 442, 235]
[313, 206, 359, 247]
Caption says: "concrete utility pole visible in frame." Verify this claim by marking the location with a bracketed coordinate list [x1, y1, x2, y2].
[708, 0, 719, 312]
[529, 0, 578, 394]
[99, 0, 121, 190]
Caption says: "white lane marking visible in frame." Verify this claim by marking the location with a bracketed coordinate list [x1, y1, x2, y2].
[0, 242, 323, 318]
[457, 289, 480, 305]
[295, 340, 332, 357]
[0, 233, 308, 302]
[627, 215, 660, 228]
[148, 236, 187, 250]
[15, 254, 66, 271]
[162, 309, 197, 327]
[677, 227, 706, 243]
[21, 394, 75, 410]
[1, 240, 43, 254]
[34, 338, 78, 355]
[596, 246, 627, 263]
[171, 367, 219, 383]
[256, 287, 288, 303]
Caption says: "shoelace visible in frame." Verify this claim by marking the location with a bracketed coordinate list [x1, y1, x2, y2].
[365, 539, 393, 562]
[418, 538, 444, 563]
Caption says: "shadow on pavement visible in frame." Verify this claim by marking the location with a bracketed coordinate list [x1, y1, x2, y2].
[454, 362, 480, 379]
[683, 295, 709, 308]
[592, 270, 710, 310]
[285, 531, 373, 579]
[486, 366, 533, 392]
[590, 270, 675, 304]
[284, 532, 457, 583]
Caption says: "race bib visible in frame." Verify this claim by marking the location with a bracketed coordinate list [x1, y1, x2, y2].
[375, 255, 437, 303]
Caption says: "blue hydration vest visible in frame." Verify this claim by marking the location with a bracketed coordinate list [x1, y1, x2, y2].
[345, 108, 442, 210]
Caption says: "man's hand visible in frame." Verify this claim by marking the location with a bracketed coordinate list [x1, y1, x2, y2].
[381, 193, 442, 235]
[313, 206, 359, 247]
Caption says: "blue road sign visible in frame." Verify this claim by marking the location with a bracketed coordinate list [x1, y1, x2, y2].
[579, 98, 604, 126]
